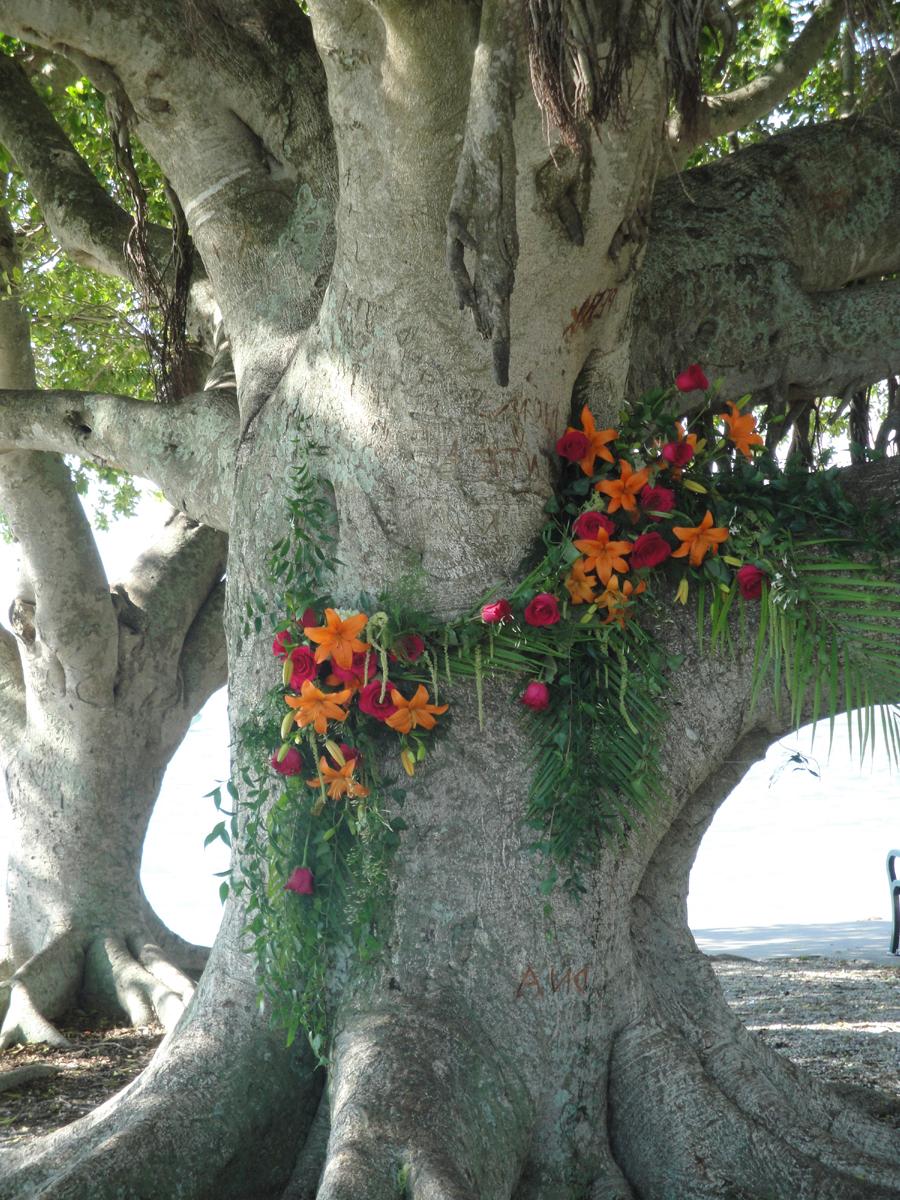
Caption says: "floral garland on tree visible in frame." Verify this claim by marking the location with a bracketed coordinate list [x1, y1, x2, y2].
[228, 366, 900, 1055]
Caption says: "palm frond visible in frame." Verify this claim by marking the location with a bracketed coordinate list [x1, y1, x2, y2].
[751, 558, 900, 766]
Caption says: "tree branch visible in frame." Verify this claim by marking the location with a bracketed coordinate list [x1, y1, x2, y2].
[3, 0, 336, 354]
[0, 388, 236, 531]
[667, 0, 845, 167]
[623, 116, 900, 404]
[0, 203, 118, 700]
[122, 511, 227, 658]
[0, 52, 138, 278]
[0, 449, 118, 700]
[446, 0, 521, 387]
[0, 624, 25, 756]
[177, 579, 227, 723]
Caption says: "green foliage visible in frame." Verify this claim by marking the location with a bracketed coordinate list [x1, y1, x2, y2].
[692, 0, 897, 169]
[523, 624, 671, 896]
[751, 562, 900, 762]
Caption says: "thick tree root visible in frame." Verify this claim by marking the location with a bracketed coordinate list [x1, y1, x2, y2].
[0, 933, 82, 1049]
[83, 934, 194, 1030]
[0, 928, 196, 1047]
[315, 1009, 532, 1200]
[609, 1014, 900, 1200]
[0, 932, 320, 1200]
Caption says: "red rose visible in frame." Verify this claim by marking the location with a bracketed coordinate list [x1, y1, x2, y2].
[358, 679, 398, 721]
[338, 743, 361, 764]
[330, 649, 376, 685]
[630, 531, 672, 570]
[300, 608, 319, 628]
[389, 634, 426, 663]
[640, 485, 675, 513]
[521, 681, 550, 711]
[481, 599, 512, 624]
[284, 867, 314, 895]
[736, 564, 766, 600]
[524, 593, 561, 627]
[272, 628, 298, 660]
[662, 441, 694, 468]
[270, 747, 303, 776]
[288, 645, 319, 688]
[675, 364, 709, 392]
[573, 511, 615, 539]
[556, 430, 590, 462]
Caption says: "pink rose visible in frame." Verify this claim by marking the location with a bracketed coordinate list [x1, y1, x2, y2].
[630, 531, 672, 570]
[675, 364, 709, 392]
[736, 564, 766, 600]
[556, 430, 590, 462]
[389, 634, 426, 663]
[358, 679, 398, 721]
[481, 599, 512, 624]
[288, 644, 319, 689]
[521, 681, 550, 711]
[284, 867, 314, 895]
[272, 628, 298, 660]
[662, 441, 694, 468]
[270, 747, 303, 776]
[573, 511, 615, 539]
[524, 593, 561, 627]
[639, 485, 675, 513]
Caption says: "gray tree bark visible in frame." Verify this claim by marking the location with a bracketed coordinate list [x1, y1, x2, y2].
[0, 2, 897, 1197]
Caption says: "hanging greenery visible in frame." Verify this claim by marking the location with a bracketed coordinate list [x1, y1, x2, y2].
[226, 367, 900, 1058]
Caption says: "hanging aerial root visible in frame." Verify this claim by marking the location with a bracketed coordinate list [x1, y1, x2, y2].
[316, 1009, 533, 1200]
[526, 0, 634, 149]
[446, 0, 521, 387]
[608, 1017, 900, 1200]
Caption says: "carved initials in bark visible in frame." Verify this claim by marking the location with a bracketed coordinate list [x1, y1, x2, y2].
[515, 963, 591, 998]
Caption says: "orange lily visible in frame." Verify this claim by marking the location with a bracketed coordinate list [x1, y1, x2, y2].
[574, 529, 632, 585]
[722, 402, 763, 459]
[305, 608, 369, 669]
[306, 756, 369, 802]
[285, 680, 353, 735]
[672, 510, 729, 567]
[565, 558, 597, 604]
[595, 459, 650, 514]
[570, 405, 618, 476]
[385, 684, 449, 734]
[596, 575, 646, 626]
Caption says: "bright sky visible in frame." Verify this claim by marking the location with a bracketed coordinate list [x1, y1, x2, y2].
[0, 480, 896, 947]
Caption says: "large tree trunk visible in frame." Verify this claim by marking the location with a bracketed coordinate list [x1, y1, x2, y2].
[0, 2, 897, 1197]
